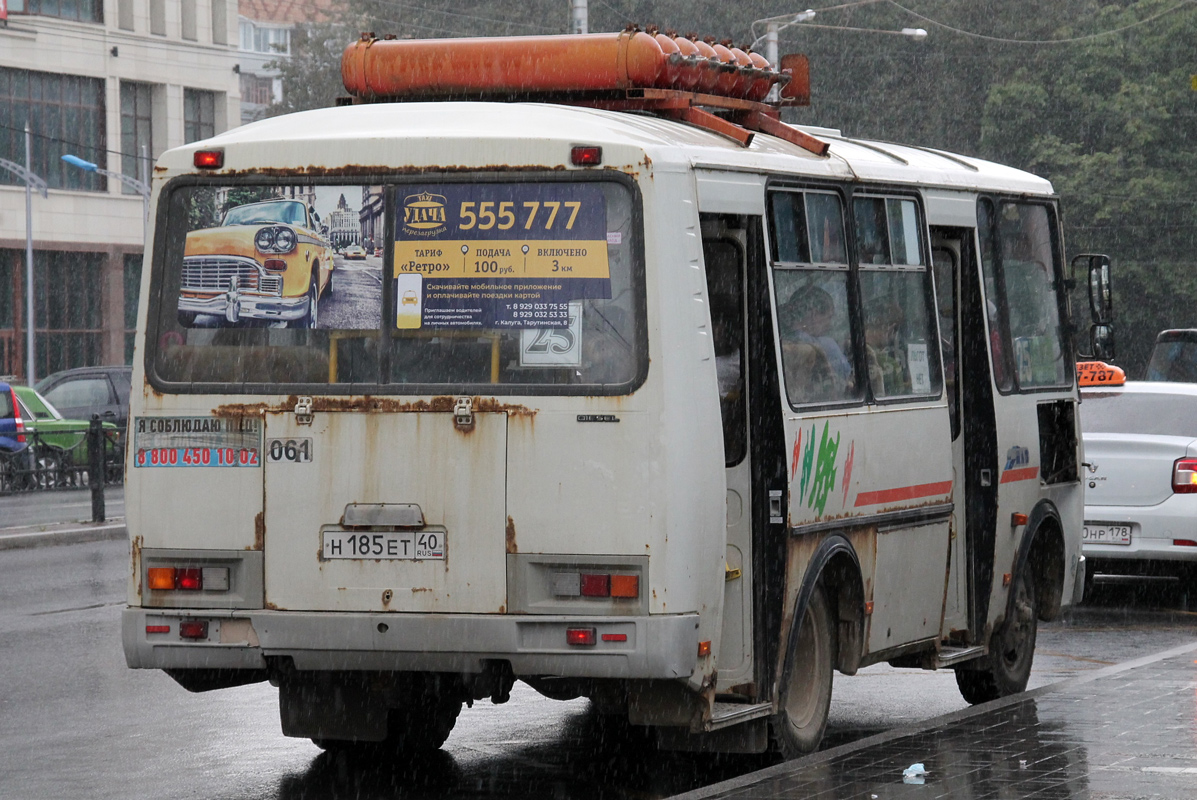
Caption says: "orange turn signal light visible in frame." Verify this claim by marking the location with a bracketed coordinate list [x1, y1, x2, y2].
[610, 574, 639, 598]
[697, 640, 712, 657]
[148, 567, 176, 590]
[1011, 513, 1029, 526]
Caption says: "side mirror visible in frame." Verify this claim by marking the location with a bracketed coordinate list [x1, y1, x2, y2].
[1070, 253, 1112, 324]
[1091, 323, 1115, 361]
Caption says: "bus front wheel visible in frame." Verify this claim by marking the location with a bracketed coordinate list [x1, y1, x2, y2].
[955, 570, 1038, 704]
[773, 582, 834, 758]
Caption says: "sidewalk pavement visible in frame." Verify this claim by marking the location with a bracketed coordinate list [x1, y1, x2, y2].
[673, 641, 1197, 800]
[0, 518, 126, 550]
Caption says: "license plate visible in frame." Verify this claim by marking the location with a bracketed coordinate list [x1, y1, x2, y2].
[1082, 524, 1132, 545]
[322, 530, 445, 560]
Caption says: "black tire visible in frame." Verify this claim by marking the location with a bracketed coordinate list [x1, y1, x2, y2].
[773, 582, 834, 757]
[177, 311, 198, 327]
[955, 570, 1038, 704]
[290, 273, 319, 329]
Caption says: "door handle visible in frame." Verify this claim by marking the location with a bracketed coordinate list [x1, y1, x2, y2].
[769, 489, 784, 524]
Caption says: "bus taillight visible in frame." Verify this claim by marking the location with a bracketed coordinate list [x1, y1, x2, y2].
[566, 628, 596, 646]
[146, 566, 230, 591]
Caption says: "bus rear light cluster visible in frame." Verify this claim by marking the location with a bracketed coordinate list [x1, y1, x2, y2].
[147, 566, 230, 592]
[553, 571, 639, 599]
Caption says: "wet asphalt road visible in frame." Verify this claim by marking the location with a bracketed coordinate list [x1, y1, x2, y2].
[0, 537, 1194, 800]
[319, 255, 383, 330]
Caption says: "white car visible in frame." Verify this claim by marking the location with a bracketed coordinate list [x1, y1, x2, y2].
[1080, 378, 1197, 587]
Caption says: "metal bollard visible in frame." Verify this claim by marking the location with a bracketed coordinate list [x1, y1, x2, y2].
[88, 417, 106, 523]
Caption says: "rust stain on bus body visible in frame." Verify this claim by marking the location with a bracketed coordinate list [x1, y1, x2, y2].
[131, 534, 144, 599]
[189, 162, 643, 180]
[213, 395, 537, 418]
[253, 512, 265, 551]
[506, 516, 518, 554]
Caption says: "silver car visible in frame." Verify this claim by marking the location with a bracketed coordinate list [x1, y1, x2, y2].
[1080, 380, 1197, 587]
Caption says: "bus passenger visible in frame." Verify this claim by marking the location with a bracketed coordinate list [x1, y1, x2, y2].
[779, 287, 853, 403]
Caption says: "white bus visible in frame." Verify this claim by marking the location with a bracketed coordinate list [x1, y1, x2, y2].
[122, 32, 1106, 756]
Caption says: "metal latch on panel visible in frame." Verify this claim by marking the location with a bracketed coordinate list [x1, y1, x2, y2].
[769, 490, 785, 525]
[294, 396, 314, 426]
[453, 396, 474, 431]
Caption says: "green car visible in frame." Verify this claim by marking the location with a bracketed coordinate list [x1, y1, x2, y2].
[13, 385, 119, 483]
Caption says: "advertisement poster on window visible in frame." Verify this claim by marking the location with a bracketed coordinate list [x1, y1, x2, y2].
[173, 184, 383, 331]
[394, 183, 611, 329]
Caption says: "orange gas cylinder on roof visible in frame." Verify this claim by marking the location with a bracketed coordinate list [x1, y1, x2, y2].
[689, 37, 722, 93]
[669, 35, 703, 90]
[341, 30, 793, 104]
[343, 30, 672, 98]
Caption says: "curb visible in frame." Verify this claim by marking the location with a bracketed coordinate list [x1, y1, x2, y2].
[0, 521, 127, 551]
[667, 639, 1197, 800]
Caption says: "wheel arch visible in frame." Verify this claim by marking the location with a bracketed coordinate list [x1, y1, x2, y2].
[779, 534, 867, 690]
[1013, 499, 1066, 622]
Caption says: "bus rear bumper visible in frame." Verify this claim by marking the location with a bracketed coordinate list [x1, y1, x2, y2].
[122, 608, 700, 679]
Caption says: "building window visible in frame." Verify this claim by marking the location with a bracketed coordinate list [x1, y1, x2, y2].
[124, 254, 142, 364]
[150, 0, 166, 35]
[0, 68, 106, 192]
[239, 20, 291, 54]
[120, 82, 154, 195]
[239, 73, 274, 106]
[118, 0, 134, 30]
[184, 89, 216, 144]
[181, 0, 197, 40]
[212, 0, 229, 45]
[34, 251, 106, 377]
[9, 0, 103, 23]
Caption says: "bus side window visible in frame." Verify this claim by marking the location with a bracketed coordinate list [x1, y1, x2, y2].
[768, 189, 860, 407]
[854, 197, 940, 401]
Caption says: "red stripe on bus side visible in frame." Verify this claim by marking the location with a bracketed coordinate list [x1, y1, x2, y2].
[1000, 466, 1039, 484]
[854, 480, 953, 507]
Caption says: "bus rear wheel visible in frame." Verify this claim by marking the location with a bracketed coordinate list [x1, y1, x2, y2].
[773, 582, 834, 758]
[955, 570, 1038, 704]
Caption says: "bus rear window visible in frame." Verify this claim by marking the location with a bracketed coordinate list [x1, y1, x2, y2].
[148, 178, 644, 394]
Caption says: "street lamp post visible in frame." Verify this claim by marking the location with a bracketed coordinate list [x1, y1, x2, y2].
[62, 152, 151, 240]
[0, 123, 49, 384]
[751, 10, 928, 101]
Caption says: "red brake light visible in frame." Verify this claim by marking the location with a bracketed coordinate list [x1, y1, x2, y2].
[570, 145, 602, 166]
[177, 568, 203, 591]
[566, 628, 596, 646]
[1173, 458, 1197, 493]
[11, 390, 25, 443]
[178, 620, 209, 639]
[145, 625, 171, 634]
[194, 149, 224, 169]
[580, 573, 610, 597]
[601, 633, 627, 642]
[1174, 539, 1197, 547]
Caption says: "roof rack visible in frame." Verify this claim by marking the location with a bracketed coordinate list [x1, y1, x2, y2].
[339, 30, 828, 156]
